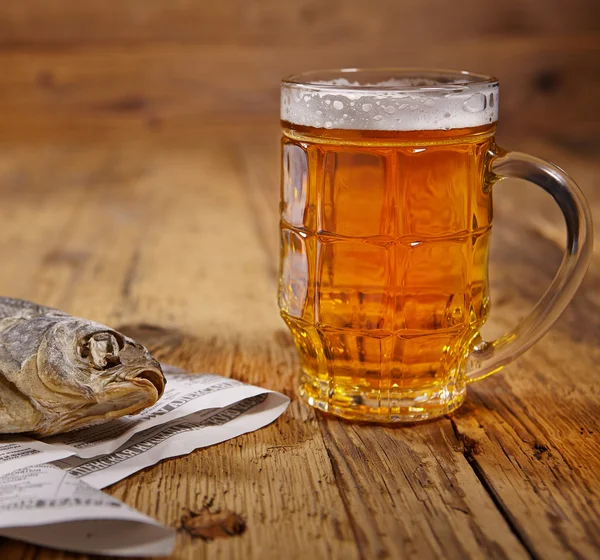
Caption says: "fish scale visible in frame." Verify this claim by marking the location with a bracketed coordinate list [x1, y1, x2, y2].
[0, 297, 165, 436]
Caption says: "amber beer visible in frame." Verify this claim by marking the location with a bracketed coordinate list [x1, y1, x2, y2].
[279, 70, 498, 421]
[279, 69, 593, 422]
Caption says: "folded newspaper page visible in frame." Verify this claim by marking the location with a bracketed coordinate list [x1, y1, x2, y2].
[53, 391, 288, 488]
[0, 464, 176, 557]
[0, 368, 290, 556]
[0, 368, 290, 477]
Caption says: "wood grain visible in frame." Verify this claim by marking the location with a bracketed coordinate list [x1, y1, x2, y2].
[0, 134, 357, 560]
[0, 36, 598, 141]
[319, 418, 529, 559]
[0, 0, 598, 46]
[1, 3, 599, 557]
[0, 124, 597, 559]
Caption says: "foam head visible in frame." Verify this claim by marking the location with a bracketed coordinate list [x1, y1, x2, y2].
[281, 68, 499, 132]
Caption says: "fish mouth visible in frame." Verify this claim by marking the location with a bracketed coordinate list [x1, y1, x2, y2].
[34, 365, 166, 436]
[132, 367, 165, 398]
[40, 370, 164, 435]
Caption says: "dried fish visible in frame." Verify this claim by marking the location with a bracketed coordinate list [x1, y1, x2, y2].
[0, 297, 165, 436]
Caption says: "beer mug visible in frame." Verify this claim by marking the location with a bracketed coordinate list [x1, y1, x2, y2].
[278, 69, 593, 422]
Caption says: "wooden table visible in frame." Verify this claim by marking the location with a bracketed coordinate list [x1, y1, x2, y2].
[0, 121, 598, 560]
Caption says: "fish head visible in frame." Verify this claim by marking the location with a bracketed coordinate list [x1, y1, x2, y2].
[36, 317, 166, 431]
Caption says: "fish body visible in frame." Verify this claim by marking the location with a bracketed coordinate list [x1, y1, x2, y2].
[0, 297, 165, 436]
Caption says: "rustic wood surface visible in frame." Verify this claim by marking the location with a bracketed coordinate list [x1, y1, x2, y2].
[0, 1, 599, 557]
[0, 121, 596, 559]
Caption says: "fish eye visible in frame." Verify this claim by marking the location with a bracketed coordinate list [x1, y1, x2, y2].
[78, 331, 124, 369]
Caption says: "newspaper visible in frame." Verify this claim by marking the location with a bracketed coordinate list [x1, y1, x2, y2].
[0, 368, 289, 476]
[0, 368, 290, 556]
[0, 437, 80, 476]
[0, 464, 176, 557]
[53, 392, 288, 489]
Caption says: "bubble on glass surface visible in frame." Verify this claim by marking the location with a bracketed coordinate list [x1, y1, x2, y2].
[362, 103, 373, 112]
[333, 100, 344, 110]
[325, 121, 333, 128]
[385, 106, 396, 114]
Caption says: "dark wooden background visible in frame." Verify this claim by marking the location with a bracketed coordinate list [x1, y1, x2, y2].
[0, 0, 598, 144]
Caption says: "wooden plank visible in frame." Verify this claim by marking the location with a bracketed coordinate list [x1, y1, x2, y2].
[227, 135, 533, 559]
[0, 0, 598, 46]
[0, 126, 598, 558]
[0, 134, 359, 560]
[0, 129, 526, 559]
[0, 37, 598, 141]
[450, 282, 600, 559]
[240, 133, 600, 559]
[448, 142, 600, 557]
[320, 418, 529, 559]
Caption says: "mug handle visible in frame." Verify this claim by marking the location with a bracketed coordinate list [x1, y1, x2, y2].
[466, 147, 594, 383]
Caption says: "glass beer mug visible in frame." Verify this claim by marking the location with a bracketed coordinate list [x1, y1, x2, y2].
[278, 68, 593, 422]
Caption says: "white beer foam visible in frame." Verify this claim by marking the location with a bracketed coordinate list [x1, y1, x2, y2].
[281, 78, 498, 131]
